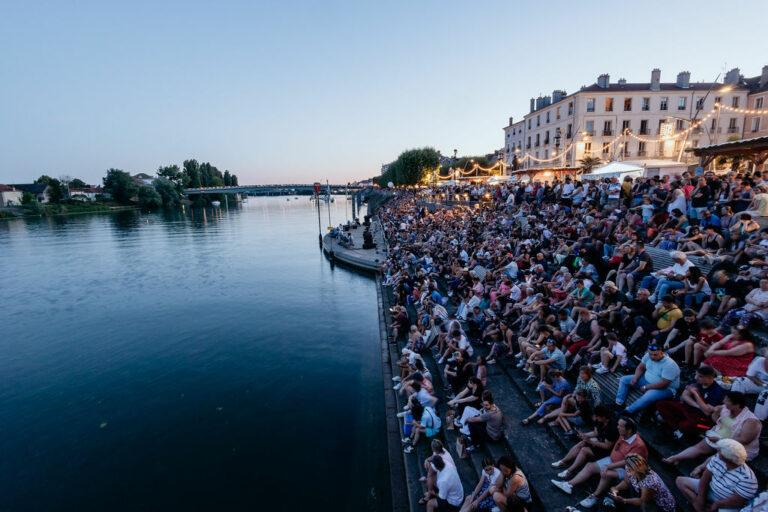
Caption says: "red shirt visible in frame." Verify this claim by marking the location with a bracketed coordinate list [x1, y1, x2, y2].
[610, 434, 648, 463]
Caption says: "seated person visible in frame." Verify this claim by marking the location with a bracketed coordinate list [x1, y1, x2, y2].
[551, 404, 619, 480]
[615, 345, 680, 415]
[425, 455, 464, 512]
[524, 337, 566, 384]
[551, 416, 648, 509]
[662, 391, 762, 465]
[594, 332, 629, 374]
[521, 369, 570, 425]
[655, 365, 725, 439]
[700, 325, 755, 378]
[683, 319, 723, 367]
[608, 454, 676, 512]
[662, 308, 700, 360]
[492, 456, 533, 512]
[675, 439, 758, 512]
[462, 457, 501, 512]
[464, 391, 504, 452]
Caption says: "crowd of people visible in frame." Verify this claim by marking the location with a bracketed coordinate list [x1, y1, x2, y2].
[380, 168, 768, 512]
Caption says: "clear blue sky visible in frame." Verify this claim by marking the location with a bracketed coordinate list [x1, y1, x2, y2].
[1, 0, 766, 185]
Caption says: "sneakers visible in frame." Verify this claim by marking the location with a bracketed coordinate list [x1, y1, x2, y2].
[591, 363, 602, 369]
[595, 365, 609, 375]
[516, 360, 526, 369]
[579, 495, 598, 508]
[515, 352, 525, 359]
[551, 480, 573, 495]
[454, 419, 462, 428]
[673, 429, 684, 440]
[403, 445, 414, 454]
[396, 411, 408, 418]
[557, 469, 570, 479]
[393, 383, 402, 391]
[392, 376, 401, 382]
[551, 460, 565, 468]
[438, 357, 446, 364]
[525, 374, 537, 383]
[648, 294, 657, 304]
[401, 437, 411, 444]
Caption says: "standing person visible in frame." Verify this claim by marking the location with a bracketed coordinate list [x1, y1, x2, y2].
[426, 456, 464, 512]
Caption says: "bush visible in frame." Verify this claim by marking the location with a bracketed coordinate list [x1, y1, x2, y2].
[23, 200, 44, 215]
[137, 185, 162, 209]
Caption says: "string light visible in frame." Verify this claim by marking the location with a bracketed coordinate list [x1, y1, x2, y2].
[717, 103, 768, 115]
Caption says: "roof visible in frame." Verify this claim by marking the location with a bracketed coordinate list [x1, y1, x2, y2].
[579, 82, 741, 93]
[691, 135, 768, 152]
[9, 183, 49, 194]
[133, 173, 154, 179]
[744, 76, 768, 95]
[0, 184, 18, 192]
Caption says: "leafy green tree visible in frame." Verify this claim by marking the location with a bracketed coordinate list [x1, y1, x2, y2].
[46, 178, 64, 203]
[224, 170, 232, 186]
[137, 185, 162, 209]
[183, 160, 201, 188]
[21, 191, 35, 204]
[377, 147, 440, 186]
[34, 175, 54, 184]
[70, 178, 87, 189]
[153, 177, 181, 206]
[24, 199, 44, 215]
[103, 168, 137, 204]
[230, 173, 238, 186]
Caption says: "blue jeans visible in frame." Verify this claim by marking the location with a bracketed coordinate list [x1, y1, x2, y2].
[656, 279, 685, 298]
[640, 276, 658, 291]
[616, 375, 675, 413]
[684, 292, 708, 307]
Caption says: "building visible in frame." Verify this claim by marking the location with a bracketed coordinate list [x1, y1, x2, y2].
[9, 183, 51, 203]
[0, 185, 23, 206]
[503, 67, 767, 171]
[745, 66, 768, 138]
[70, 186, 110, 201]
[132, 173, 155, 185]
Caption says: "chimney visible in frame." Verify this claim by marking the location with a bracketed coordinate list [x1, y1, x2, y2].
[676, 71, 691, 89]
[724, 67, 741, 85]
[760, 65, 768, 88]
[530, 98, 535, 113]
[650, 68, 661, 91]
[543, 95, 552, 107]
[536, 96, 545, 110]
[509, 116, 514, 126]
[552, 90, 565, 103]
[617, 78, 627, 86]
[597, 74, 610, 88]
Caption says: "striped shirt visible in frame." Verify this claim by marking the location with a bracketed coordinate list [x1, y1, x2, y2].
[706, 455, 758, 502]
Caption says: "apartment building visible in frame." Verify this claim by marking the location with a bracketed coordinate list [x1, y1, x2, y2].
[745, 66, 768, 138]
[503, 67, 764, 170]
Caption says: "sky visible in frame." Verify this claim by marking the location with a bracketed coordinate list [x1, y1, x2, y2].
[1, 0, 767, 185]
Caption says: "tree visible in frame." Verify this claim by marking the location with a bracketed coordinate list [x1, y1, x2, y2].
[70, 178, 87, 189]
[46, 178, 64, 203]
[376, 147, 441, 187]
[137, 185, 162, 209]
[230, 173, 238, 186]
[153, 177, 181, 206]
[34, 175, 54, 184]
[579, 156, 602, 174]
[21, 191, 35, 204]
[183, 160, 201, 188]
[224, 170, 232, 186]
[103, 168, 137, 204]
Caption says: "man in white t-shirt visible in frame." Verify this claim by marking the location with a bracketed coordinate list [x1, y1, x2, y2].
[426, 455, 464, 511]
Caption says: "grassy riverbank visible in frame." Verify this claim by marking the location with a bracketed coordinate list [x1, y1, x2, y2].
[1, 200, 138, 219]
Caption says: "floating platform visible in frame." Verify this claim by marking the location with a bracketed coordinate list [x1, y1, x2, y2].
[321, 221, 386, 272]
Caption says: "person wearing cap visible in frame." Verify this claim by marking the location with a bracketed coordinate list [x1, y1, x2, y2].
[675, 439, 758, 512]
[615, 345, 680, 415]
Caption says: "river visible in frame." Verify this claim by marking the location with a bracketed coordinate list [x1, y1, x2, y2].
[0, 197, 389, 511]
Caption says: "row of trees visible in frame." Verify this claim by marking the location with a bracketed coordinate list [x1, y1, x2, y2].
[102, 160, 239, 209]
[375, 148, 441, 187]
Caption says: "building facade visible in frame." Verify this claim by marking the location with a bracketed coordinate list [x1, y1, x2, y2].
[503, 67, 767, 171]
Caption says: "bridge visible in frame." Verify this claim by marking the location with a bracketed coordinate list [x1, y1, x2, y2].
[182, 184, 364, 196]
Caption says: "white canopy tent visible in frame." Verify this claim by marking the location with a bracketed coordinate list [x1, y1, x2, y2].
[581, 161, 644, 180]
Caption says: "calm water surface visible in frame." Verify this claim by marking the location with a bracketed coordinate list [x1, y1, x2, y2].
[0, 197, 389, 511]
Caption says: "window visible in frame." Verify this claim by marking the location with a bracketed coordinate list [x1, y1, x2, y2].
[568, 102, 574, 116]
[535, 151, 539, 159]
[587, 98, 595, 112]
[642, 97, 650, 111]
[526, 136, 531, 149]
[584, 142, 592, 153]
[711, 118, 717, 131]
[537, 115, 541, 127]
[660, 97, 668, 110]
[678, 97, 687, 110]
[585, 120, 594, 136]
[696, 97, 704, 110]
[603, 120, 612, 136]
[506, 132, 510, 138]
[527, 119, 531, 129]
[544, 131, 550, 144]
[752, 118, 761, 132]
[544, 150, 548, 159]
[546, 111, 550, 123]
[756, 97, 764, 109]
[535, 134, 540, 146]
[622, 120, 630, 133]
[623, 97, 632, 111]
[693, 140, 699, 148]
[638, 141, 646, 156]
[566, 123, 572, 138]
[732, 97, 739, 108]
[557, 107, 561, 120]
[606, 98, 614, 111]
[715, 96, 722, 104]
[602, 142, 610, 154]
[728, 118, 738, 133]
[639, 119, 649, 135]
[676, 119, 685, 131]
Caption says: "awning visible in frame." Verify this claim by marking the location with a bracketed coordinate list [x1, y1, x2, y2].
[582, 162, 644, 180]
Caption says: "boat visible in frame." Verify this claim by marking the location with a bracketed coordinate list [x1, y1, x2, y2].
[211, 200, 221, 207]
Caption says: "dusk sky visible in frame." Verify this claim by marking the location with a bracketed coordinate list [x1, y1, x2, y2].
[1, 0, 767, 185]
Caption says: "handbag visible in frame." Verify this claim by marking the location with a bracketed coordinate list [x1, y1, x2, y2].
[445, 410, 455, 431]
[403, 414, 414, 437]
[456, 437, 468, 459]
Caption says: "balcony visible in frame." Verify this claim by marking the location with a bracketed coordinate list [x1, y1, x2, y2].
[585, 130, 595, 136]
[637, 150, 647, 156]
[566, 131, 573, 139]
[544, 138, 550, 145]
[639, 129, 650, 135]
[727, 127, 739, 133]
[526, 144, 531, 149]
[535, 141, 540, 147]
[603, 130, 613, 136]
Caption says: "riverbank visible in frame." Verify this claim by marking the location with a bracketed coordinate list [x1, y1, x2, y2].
[0, 202, 139, 220]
